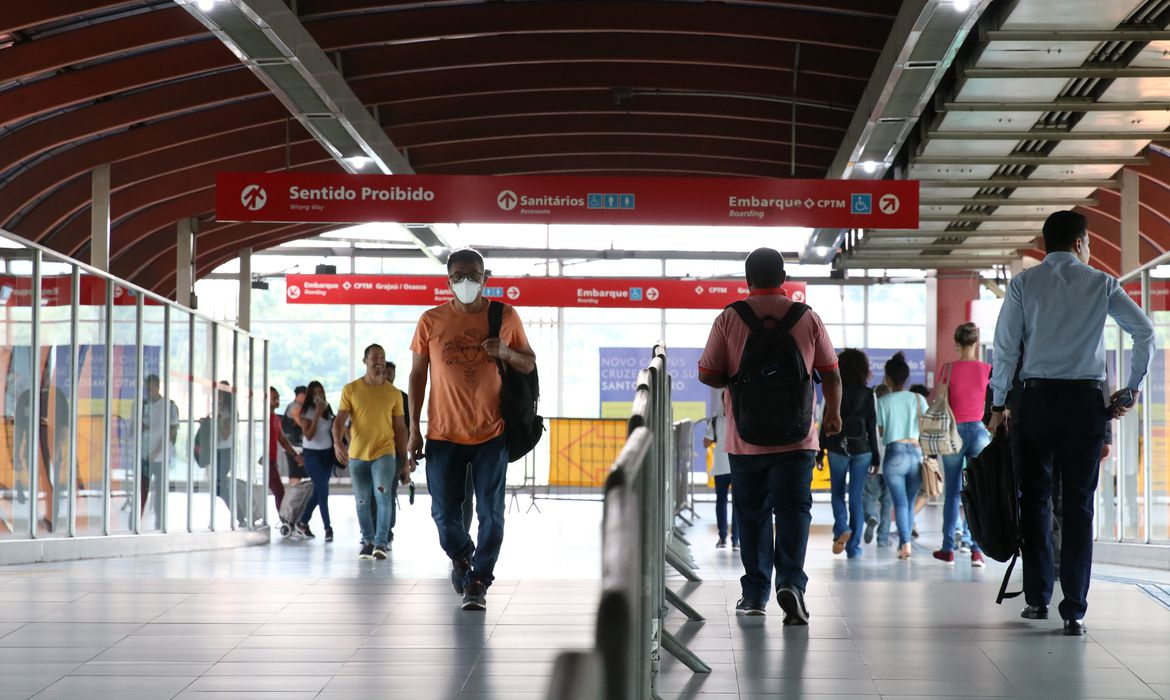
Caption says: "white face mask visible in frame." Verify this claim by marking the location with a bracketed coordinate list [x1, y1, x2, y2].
[451, 278, 482, 304]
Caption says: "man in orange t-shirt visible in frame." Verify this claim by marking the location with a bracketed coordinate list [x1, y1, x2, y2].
[408, 248, 536, 611]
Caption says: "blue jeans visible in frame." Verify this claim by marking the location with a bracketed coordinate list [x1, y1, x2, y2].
[863, 473, 892, 545]
[827, 450, 871, 557]
[300, 448, 334, 530]
[713, 473, 738, 543]
[882, 443, 923, 548]
[426, 435, 508, 586]
[729, 450, 815, 600]
[349, 454, 397, 548]
[940, 421, 990, 553]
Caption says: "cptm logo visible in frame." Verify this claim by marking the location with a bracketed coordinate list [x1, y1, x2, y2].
[497, 190, 518, 211]
[241, 184, 267, 212]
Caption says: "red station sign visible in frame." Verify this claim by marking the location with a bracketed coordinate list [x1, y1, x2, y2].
[217, 172, 919, 229]
[0, 275, 158, 306]
[284, 275, 807, 310]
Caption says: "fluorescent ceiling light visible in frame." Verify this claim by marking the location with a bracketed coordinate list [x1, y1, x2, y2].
[196, 0, 216, 12]
[861, 161, 877, 174]
[815, 246, 829, 256]
[953, 0, 971, 11]
[344, 155, 372, 169]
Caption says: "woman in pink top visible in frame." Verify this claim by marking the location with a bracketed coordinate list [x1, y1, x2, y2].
[932, 322, 991, 567]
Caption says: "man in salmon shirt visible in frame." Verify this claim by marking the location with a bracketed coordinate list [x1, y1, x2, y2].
[699, 248, 842, 624]
[408, 248, 536, 611]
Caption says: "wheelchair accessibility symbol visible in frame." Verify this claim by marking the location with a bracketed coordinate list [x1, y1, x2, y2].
[850, 193, 872, 215]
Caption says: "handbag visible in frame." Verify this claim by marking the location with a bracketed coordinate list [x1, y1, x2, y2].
[921, 454, 944, 499]
[919, 363, 962, 457]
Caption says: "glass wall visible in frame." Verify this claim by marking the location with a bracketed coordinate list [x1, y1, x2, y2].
[0, 230, 267, 543]
[1097, 268, 1170, 545]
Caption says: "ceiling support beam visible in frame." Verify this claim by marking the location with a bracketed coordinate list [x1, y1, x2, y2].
[917, 179, 1117, 188]
[963, 67, 1170, 79]
[856, 232, 1038, 241]
[984, 29, 1170, 42]
[914, 155, 1145, 166]
[174, 0, 449, 257]
[839, 257, 1013, 269]
[920, 213, 1050, 222]
[942, 101, 1170, 112]
[927, 130, 1170, 140]
[921, 197, 1097, 207]
[857, 243, 1026, 252]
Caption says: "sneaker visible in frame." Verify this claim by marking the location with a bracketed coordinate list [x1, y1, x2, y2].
[932, 549, 955, 564]
[324, 528, 334, 543]
[358, 543, 375, 560]
[971, 551, 985, 568]
[716, 537, 727, 549]
[450, 557, 471, 594]
[289, 529, 306, 541]
[462, 578, 488, 611]
[732, 540, 740, 551]
[296, 522, 315, 539]
[373, 545, 388, 560]
[776, 585, 809, 625]
[953, 529, 963, 550]
[863, 517, 877, 544]
[911, 526, 920, 540]
[832, 531, 852, 555]
[959, 542, 972, 553]
[735, 597, 766, 616]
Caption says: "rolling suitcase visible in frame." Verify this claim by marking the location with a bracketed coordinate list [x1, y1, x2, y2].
[278, 481, 314, 536]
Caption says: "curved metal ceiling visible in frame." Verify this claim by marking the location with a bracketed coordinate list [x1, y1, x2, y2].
[0, 0, 900, 296]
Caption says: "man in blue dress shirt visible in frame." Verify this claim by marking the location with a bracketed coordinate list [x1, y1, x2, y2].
[989, 210, 1154, 635]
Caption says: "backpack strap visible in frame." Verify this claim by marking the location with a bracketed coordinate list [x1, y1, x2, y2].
[728, 301, 764, 334]
[488, 300, 504, 340]
[777, 302, 810, 333]
[996, 550, 1024, 604]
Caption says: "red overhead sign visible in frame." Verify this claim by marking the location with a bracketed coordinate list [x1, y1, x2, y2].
[283, 275, 807, 310]
[217, 172, 919, 228]
[0, 275, 158, 307]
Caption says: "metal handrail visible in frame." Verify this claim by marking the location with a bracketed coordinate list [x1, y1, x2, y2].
[547, 346, 708, 700]
[0, 227, 261, 340]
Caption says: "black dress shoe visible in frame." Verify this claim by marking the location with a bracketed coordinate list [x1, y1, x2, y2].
[1021, 604, 1049, 620]
[1063, 620, 1086, 636]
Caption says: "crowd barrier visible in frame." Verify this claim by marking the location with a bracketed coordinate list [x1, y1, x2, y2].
[546, 345, 710, 700]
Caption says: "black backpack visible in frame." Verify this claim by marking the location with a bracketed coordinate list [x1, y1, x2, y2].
[281, 406, 303, 446]
[961, 427, 1023, 603]
[193, 417, 212, 468]
[727, 301, 816, 446]
[840, 388, 872, 456]
[488, 301, 544, 462]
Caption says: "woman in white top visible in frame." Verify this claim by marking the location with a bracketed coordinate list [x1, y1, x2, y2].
[875, 353, 929, 560]
[703, 391, 738, 550]
[297, 380, 336, 542]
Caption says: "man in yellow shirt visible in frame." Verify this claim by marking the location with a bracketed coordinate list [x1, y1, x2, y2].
[333, 344, 408, 560]
[408, 248, 536, 610]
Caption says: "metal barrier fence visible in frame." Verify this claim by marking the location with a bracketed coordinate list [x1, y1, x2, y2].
[546, 345, 710, 700]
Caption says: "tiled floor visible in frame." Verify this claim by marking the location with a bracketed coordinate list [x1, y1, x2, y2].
[0, 493, 1168, 699]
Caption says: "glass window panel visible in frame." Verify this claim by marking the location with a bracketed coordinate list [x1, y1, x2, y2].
[37, 259, 75, 537]
[1150, 310, 1170, 543]
[168, 309, 193, 533]
[1, 245, 36, 538]
[139, 302, 168, 532]
[867, 324, 927, 351]
[107, 287, 139, 534]
[1100, 339, 1121, 542]
[805, 284, 864, 324]
[868, 283, 927, 325]
[212, 325, 239, 530]
[192, 317, 214, 531]
[75, 273, 109, 536]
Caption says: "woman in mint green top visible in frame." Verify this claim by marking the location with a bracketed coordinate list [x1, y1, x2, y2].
[876, 352, 929, 559]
